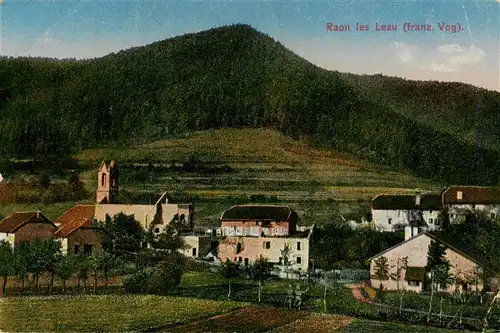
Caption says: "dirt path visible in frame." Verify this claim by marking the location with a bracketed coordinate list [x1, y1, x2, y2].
[344, 283, 372, 304]
[265, 314, 353, 333]
[161, 306, 309, 333]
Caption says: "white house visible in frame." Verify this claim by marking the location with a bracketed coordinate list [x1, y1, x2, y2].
[442, 186, 500, 224]
[370, 194, 442, 231]
[369, 228, 483, 294]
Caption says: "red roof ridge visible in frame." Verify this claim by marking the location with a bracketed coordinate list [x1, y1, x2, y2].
[0, 211, 55, 233]
[56, 204, 96, 224]
[54, 217, 94, 238]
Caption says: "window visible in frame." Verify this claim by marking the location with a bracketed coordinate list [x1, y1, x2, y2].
[491, 213, 496, 219]
[83, 244, 93, 256]
[457, 191, 463, 200]
[388, 218, 392, 225]
[74, 244, 80, 254]
[154, 228, 160, 233]
[192, 248, 197, 257]
[238, 257, 242, 263]
[244, 258, 249, 266]
[429, 218, 433, 224]
[265, 241, 271, 249]
[101, 173, 106, 186]
[297, 242, 301, 251]
[408, 281, 420, 287]
[296, 256, 302, 264]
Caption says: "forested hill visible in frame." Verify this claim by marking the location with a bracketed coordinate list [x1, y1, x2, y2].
[0, 23, 499, 185]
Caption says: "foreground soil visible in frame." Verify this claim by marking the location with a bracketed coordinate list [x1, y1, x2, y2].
[163, 306, 352, 333]
[267, 314, 353, 333]
[163, 305, 309, 333]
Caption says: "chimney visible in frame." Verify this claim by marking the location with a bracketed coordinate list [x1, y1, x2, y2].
[405, 225, 420, 240]
[404, 226, 412, 240]
[415, 193, 421, 206]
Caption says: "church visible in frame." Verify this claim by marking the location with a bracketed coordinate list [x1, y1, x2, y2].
[55, 160, 201, 255]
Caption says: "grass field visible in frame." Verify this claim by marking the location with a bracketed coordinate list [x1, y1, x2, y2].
[0, 295, 246, 332]
[0, 295, 469, 333]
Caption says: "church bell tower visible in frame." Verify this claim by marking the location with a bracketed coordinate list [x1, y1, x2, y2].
[96, 160, 118, 204]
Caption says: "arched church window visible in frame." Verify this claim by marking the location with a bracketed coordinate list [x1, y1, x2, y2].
[101, 173, 106, 186]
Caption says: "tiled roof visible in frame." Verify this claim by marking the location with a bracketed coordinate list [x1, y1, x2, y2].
[442, 186, 500, 205]
[56, 205, 95, 225]
[0, 211, 55, 233]
[220, 205, 297, 221]
[371, 194, 442, 210]
[54, 218, 93, 238]
[54, 205, 97, 238]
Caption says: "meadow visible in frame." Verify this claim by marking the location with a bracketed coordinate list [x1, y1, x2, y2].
[0, 262, 480, 333]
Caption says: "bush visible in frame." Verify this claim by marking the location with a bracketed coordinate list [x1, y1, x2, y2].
[124, 253, 185, 295]
[402, 292, 428, 311]
[123, 268, 154, 293]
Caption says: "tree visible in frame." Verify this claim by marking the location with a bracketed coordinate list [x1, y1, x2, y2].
[101, 213, 144, 255]
[76, 254, 92, 293]
[248, 257, 273, 303]
[90, 250, 120, 293]
[390, 256, 408, 314]
[427, 240, 453, 322]
[219, 259, 242, 300]
[38, 172, 51, 189]
[146, 214, 186, 252]
[55, 254, 77, 293]
[280, 244, 292, 279]
[151, 252, 185, 294]
[41, 239, 62, 294]
[0, 241, 13, 296]
[373, 256, 389, 285]
[12, 243, 30, 293]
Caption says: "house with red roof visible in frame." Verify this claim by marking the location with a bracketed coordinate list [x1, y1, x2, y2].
[54, 205, 108, 255]
[218, 205, 312, 272]
[0, 211, 57, 247]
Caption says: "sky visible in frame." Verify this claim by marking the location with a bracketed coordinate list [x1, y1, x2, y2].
[1, 0, 499, 91]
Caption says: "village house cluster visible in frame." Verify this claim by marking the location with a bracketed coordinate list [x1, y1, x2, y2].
[1, 160, 499, 293]
[370, 187, 500, 231]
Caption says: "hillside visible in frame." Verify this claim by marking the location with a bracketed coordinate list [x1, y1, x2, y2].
[0, 128, 439, 225]
[1, 23, 499, 185]
[75, 127, 438, 226]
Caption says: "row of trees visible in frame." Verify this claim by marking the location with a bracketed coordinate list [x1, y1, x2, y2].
[0, 212, 191, 297]
[219, 258, 273, 303]
[0, 238, 120, 296]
